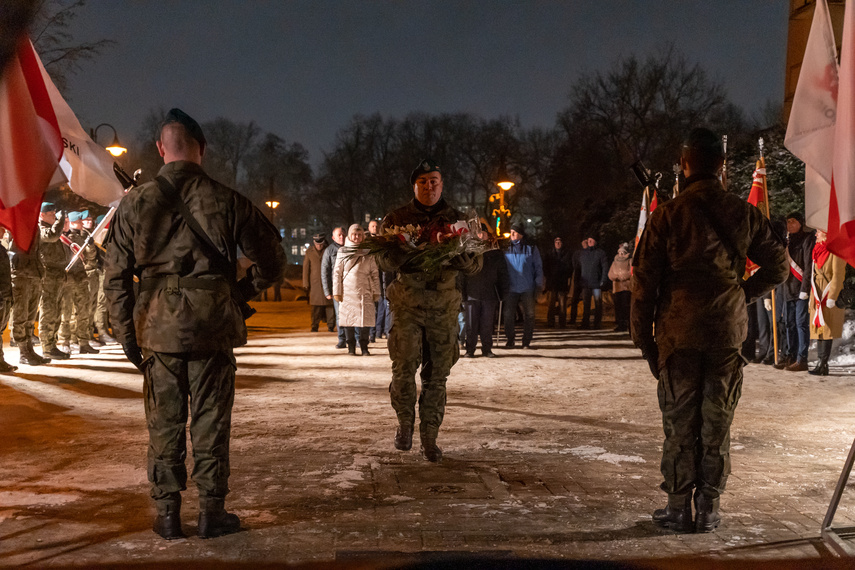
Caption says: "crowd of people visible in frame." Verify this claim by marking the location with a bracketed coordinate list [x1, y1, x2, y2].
[0, 203, 115, 373]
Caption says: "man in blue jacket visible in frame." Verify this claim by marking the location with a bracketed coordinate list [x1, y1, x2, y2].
[502, 222, 543, 349]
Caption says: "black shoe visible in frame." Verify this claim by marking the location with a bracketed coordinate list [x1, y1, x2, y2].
[79, 343, 100, 355]
[421, 438, 443, 463]
[394, 424, 414, 451]
[483, 351, 497, 358]
[19, 348, 50, 366]
[361, 348, 370, 356]
[503, 341, 515, 349]
[694, 495, 721, 533]
[0, 360, 17, 373]
[522, 344, 533, 350]
[348, 347, 357, 355]
[809, 362, 830, 376]
[652, 505, 693, 533]
[46, 346, 71, 360]
[198, 510, 241, 539]
[153, 513, 185, 540]
[369, 336, 376, 343]
[463, 352, 476, 358]
[335, 341, 347, 349]
[328, 328, 336, 333]
[311, 326, 319, 332]
[761, 356, 775, 365]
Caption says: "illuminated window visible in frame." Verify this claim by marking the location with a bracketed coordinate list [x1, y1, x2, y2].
[300, 228, 306, 237]
[291, 245, 298, 255]
[300, 246, 307, 255]
[291, 229, 297, 238]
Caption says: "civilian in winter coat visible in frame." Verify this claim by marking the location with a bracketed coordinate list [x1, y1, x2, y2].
[774, 212, 816, 371]
[608, 242, 632, 332]
[577, 237, 609, 329]
[303, 233, 335, 332]
[544, 236, 572, 328]
[808, 230, 846, 376]
[568, 240, 587, 325]
[322, 226, 349, 348]
[502, 222, 543, 349]
[463, 226, 509, 357]
[333, 224, 380, 355]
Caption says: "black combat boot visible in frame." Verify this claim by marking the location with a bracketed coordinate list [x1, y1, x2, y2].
[45, 345, 71, 360]
[198, 497, 241, 539]
[78, 342, 100, 355]
[394, 424, 414, 451]
[694, 493, 721, 533]
[653, 493, 693, 533]
[153, 498, 185, 540]
[421, 437, 443, 463]
[18, 339, 50, 366]
[360, 339, 370, 356]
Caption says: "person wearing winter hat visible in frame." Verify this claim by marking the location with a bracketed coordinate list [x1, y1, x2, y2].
[502, 222, 543, 348]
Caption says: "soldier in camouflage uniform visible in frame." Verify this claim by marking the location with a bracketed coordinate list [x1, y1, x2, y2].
[632, 128, 788, 533]
[38, 203, 70, 360]
[379, 158, 481, 463]
[104, 108, 286, 540]
[0, 237, 16, 373]
[80, 211, 107, 345]
[7, 224, 50, 366]
[59, 211, 99, 355]
[86, 213, 116, 344]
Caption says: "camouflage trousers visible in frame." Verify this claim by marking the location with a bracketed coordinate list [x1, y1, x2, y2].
[10, 275, 41, 342]
[39, 271, 67, 349]
[58, 272, 91, 345]
[658, 348, 744, 507]
[388, 304, 460, 440]
[141, 349, 236, 509]
[0, 299, 10, 360]
[87, 269, 109, 335]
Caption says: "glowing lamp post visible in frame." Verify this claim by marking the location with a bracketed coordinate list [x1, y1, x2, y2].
[90, 123, 127, 157]
[490, 161, 514, 236]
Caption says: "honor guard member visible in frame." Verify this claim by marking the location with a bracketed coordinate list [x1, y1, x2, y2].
[379, 158, 481, 462]
[90, 214, 116, 344]
[38, 203, 70, 360]
[104, 108, 286, 540]
[80, 210, 104, 345]
[7, 217, 50, 365]
[632, 128, 788, 533]
[0, 231, 15, 373]
[59, 211, 99, 355]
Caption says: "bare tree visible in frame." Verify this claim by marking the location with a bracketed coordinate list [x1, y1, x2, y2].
[202, 118, 260, 187]
[30, 0, 114, 95]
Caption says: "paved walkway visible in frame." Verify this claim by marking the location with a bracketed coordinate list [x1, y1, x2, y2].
[1, 301, 855, 567]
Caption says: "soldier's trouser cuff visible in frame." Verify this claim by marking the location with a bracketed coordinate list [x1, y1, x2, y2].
[155, 492, 181, 516]
[667, 491, 692, 510]
[199, 495, 226, 513]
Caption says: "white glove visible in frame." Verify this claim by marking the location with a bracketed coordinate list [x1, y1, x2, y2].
[799, 291, 809, 300]
[764, 299, 772, 311]
[827, 298, 837, 309]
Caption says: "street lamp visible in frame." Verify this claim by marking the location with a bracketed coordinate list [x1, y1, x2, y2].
[265, 200, 280, 209]
[90, 123, 127, 157]
[490, 160, 514, 236]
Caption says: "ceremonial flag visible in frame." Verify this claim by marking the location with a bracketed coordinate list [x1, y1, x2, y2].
[785, 0, 838, 232]
[634, 187, 657, 251]
[745, 163, 768, 276]
[827, 1, 855, 266]
[34, 52, 124, 207]
[0, 37, 63, 251]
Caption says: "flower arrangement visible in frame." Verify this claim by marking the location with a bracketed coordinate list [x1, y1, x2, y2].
[359, 217, 492, 274]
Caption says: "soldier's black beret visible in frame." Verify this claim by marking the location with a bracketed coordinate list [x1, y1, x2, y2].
[410, 158, 442, 185]
[161, 108, 207, 150]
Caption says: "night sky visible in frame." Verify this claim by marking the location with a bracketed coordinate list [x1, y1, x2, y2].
[63, 1, 789, 166]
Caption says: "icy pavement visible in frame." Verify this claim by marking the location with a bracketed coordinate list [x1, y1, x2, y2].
[1, 301, 855, 566]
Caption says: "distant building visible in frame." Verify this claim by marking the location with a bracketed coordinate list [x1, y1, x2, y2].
[784, 0, 846, 122]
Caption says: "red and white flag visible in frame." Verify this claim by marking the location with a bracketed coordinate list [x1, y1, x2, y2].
[745, 164, 768, 276]
[0, 37, 63, 252]
[827, 1, 855, 266]
[785, 0, 838, 232]
[634, 187, 657, 251]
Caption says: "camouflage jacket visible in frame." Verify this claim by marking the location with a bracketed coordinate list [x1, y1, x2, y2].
[631, 175, 788, 364]
[0, 243, 11, 301]
[6, 231, 41, 279]
[38, 213, 68, 274]
[380, 198, 481, 312]
[63, 230, 95, 276]
[103, 160, 287, 352]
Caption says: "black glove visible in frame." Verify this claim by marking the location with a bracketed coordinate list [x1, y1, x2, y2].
[641, 343, 660, 379]
[122, 340, 144, 371]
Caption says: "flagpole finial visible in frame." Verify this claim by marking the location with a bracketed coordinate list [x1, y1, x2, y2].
[758, 137, 765, 158]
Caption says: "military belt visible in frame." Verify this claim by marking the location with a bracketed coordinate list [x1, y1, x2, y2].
[139, 275, 230, 296]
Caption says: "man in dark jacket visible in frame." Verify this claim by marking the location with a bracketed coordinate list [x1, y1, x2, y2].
[322, 226, 347, 348]
[104, 109, 286, 540]
[577, 236, 609, 329]
[544, 236, 572, 328]
[568, 239, 587, 325]
[379, 158, 481, 463]
[303, 233, 334, 332]
[632, 128, 788, 534]
[773, 212, 815, 372]
[463, 225, 508, 357]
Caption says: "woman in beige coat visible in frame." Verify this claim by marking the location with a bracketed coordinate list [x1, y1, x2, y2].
[333, 224, 380, 355]
[808, 230, 846, 376]
[608, 242, 632, 332]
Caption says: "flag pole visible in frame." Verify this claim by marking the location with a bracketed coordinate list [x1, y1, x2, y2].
[758, 137, 780, 365]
